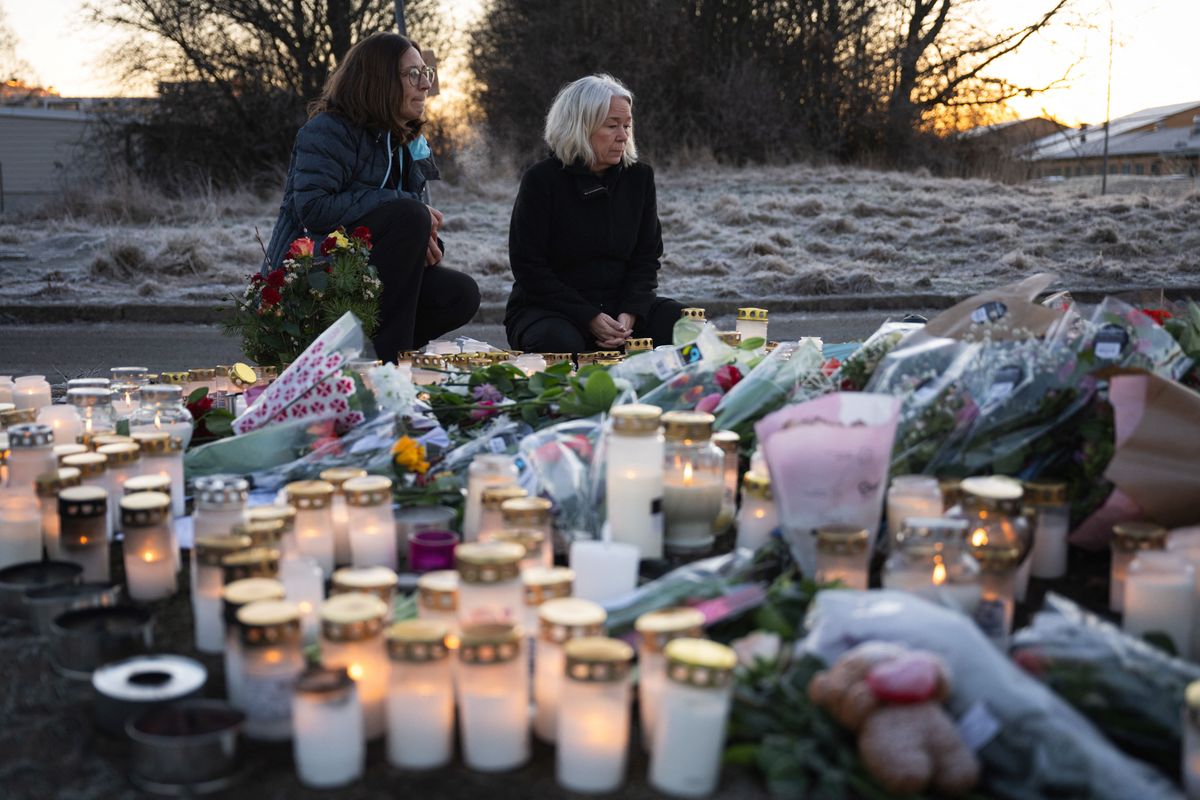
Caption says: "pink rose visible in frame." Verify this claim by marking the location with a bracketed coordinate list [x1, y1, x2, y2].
[695, 392, 722, 413]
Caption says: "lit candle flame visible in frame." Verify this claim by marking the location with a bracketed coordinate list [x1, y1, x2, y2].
[754, 509, 766, 520]
[932, 561, 947, 585]
[263, 650, 282, 664]
[298, 601, 312, 614]
[80, 536, 89, 545]
[445, 634, 461, 650]
[682, 462, 694, 486]
[347, 663, 364, 680]
[153, 410, 163, 430]
[971, 528, 988, 548]
[141, 550, 158, 563]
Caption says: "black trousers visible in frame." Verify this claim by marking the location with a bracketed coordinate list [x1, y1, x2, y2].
[354, 199, 480, 361]
[507, 296, 685, 353]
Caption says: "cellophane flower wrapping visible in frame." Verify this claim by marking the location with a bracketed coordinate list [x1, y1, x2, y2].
[609, 325, 735, 400]
[714, 339, 828, 442]
[518, 416, 605, 540]
[636, 326, 741, 412]
[757, 392, 900, 574]
[802, 590, 1184, 800]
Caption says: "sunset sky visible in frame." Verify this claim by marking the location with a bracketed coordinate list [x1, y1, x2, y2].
[2, 0, 1196, 126]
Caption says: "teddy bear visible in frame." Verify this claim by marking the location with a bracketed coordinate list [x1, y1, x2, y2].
[808, 642, 981, 796]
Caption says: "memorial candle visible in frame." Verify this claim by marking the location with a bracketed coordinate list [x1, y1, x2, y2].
[0, 491, 42, 569]
[125, 472, 180, 572]
[661, 412, 724, 553]
[246, 504, 297, 554]
[53, 443, 88, 465]
[556, 637, 634, 794]
[456, 622, 529, 772]
[634, 606, 705, 752]
[35, 467, 82, 558]
[110, 383, 140, 421]
[6, 423, 56, 495]
[292, 667, 365, 789]
[1185, 681, 1200, 799]
[815, 525, 870, 590]
[58, 486, 110, 581]
[191, 534, 252, 653]
[223, 577, 286, 713]
[278, 553, 325, 644]
[1025, 481, 1071, 579]
[456, 542, 525, 626]
[131, 431, 185, 518]
[605, 404, 664, 559]
[12, 376, 51, 412]
[521, 566, 573, 644]
[66, 388, 117, 441]
[735, 307, 769, 343]
[478, 485, 528, 541]
[36, 406, 83, 451]
[1124, 551, 1193, 655]
[886, 475, 944, 550]
[193, 475, 250, 540]
[343, 475, 397, 569]
[128, 384, 194, 450]
[320, 467, 368, 567]
[534, 597, 606, 742]
[569, 540, 638, 604]
[331, 566, 398, 607]
[416, 570, 459, 637]
[320, 592, 391, 739]
[385, 620, 454, 770]
[120, 492, 176, 602]
[286, 480, 336, 576]
[237, 599, 305, 741]
[1110, 522, 1167, 613]
[736, 471, 777, 551]
[711, 430, 740, 534]
[882, 518, 982, 617]
[462, 454, 519, 542]
[96, 443, 141, 533]
[501, 496, 554, 543]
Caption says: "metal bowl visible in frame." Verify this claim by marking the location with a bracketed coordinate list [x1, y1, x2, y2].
[92, 654, 207, 736]
[0, 560, 83, 618]
[49, 605, 154, 680]
[24, 582, 121, 636]
[127, 699, 245, 795]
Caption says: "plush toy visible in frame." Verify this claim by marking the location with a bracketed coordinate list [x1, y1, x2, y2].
[808, 642, 981, 796]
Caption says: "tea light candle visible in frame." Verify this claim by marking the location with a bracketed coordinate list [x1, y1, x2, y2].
[606, 405, 665, 559]
[125, 473, 179, 572]
[815, 525, 870, 589]
[1026, 481, 1070, 579]
[278, 553, 325, 643]
[1124, 552, 1194, 654]
[286, 480, 336, 576]
[96, 443, 141, 533]
[131, 431, 185, 518]
[331, 566, 398, 607]
[478, 485, 528, 541]
[463, 454, 519, 542]
[649, 638, 737, 798]
[456, 622, 529, 772]
[886, 475, 944, 550]
[237, 600, 306, 741]
[6, 423, 57, 495]
[0, 491, 42, 568]
[343, 475, 397, 569]
[408, 529, 459, 573]
[569, 540, 639, 604]
[222, 577, 286, 711]
[556, 637, 634, 794]
[712, 430, 740, 533]
[191, 534, 252, 653]
[396, 505, 456, 557]
[320, 592, 391, 739]
[13, 376, 52, 412]
[110, 382, 140, 420]
[882, 518, 982, 616]
[193, 476, 250, 540]
[61, 452, 108, 536]
[416, 570, 459, 637]
[292, 667, 365, 789]
[456, 541, 525, 625]
[635, 607, 706, 752]
[661, 412, 724, 553]
[385, 620, 455, 770]
[120, 492, 177, 602]
[972, 546, 1021, 649]
[534, 597, 607, 742]
[736, 471, 777, 551]
[36, 406, 83, 450]
[320, 467, 368, 567]
[522, 566, 573, 640]
[735, 307, 769, 343]
[1110, 521, 1168, 612]
[58, 486, 110, 581]
[35, 467, 82, 558]
[67, 388, 118, 440]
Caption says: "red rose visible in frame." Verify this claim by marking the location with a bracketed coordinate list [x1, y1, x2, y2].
[351, 226, 372, 246]
[266, 269, 286, 288]
[249, 273, 264, 285]
[320, 235, 338, 256]
[715, 364, 743, 393]
[1142, 308, 1172, 326]
[261, 286, 282, 306]
[822, 357, 841, 377]
[286, 237, 315, 259]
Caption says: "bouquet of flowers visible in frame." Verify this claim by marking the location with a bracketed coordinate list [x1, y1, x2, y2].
[226, 227, 382, 365]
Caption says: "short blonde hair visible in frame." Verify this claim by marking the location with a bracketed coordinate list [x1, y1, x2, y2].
[543, 74, 637, 168]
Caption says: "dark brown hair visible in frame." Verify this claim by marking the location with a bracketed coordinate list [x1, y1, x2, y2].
[309, 32, 424, 141]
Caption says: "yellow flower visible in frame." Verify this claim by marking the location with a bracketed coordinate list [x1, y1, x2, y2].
[392, 436, 429, 475]
[329, 230, 350, 251]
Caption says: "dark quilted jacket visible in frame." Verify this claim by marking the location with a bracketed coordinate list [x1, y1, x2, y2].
[264, 112, 434, 270]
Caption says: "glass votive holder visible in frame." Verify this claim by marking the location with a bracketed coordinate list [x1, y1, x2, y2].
[534, 597, 607, 742]
[385, 620, 454, 770]
[1124, 551, 1194, 655]
[463, 454, 519, 542]
[292, 667, 365, 789]
[58, 486, 110, 581]
[193, 475, 250, 540]
[886, 474, 944, 550]
[246, 504, 298, 553]
[634, 606, 706, 752]
[320, 592, 390, 740]
[119, 492, 176, 602]
[416, 570, 459, 637]
[131, 431, 186, 519]
[1110, 521, 1167, 612]
[478, 485, 528, 541]
[237, 599, 305, 741]
[456, 541, 525, 626]
[191, 534, 252, 653]
[286, 480, 336, 576]
[97, 443, 141, 533]
[556, 637, 634, 794]
[34, 466, 82, 559]
[569, 540, 639, 604]
[1025, 480, 1070, 579]
[331, 566, 398, 607]
[343, 475, 397, 570]
[814, 525, 870, 589]
[222, 577, 286, 712]
[0, 491, 42, 570]
[319, 466, 367, 568]
[456, 622, 529, 772]
[522, 566, 573, 641]
[408, 530, 459, 573]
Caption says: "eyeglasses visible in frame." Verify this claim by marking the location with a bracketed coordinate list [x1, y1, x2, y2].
[401, 66, 436, 88]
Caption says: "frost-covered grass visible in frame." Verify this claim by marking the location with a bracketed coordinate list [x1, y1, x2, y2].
[1, 165, 1198, 308]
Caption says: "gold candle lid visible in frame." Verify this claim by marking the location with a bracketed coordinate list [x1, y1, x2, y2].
[741, 470, 772, 500]
[501, 496, 552, 526]
[58, 485, 108, 519]
[1024, 480, 1068, 506]
[815, 525, 869, 555]
[237, 600, 301, 647]
[342, 475, 393, 507]
[538, 597, 606, 643]
[62, 451, 107, 477]
[231, 518, 286, 547]
[131, 431, 181, 456]
[229, 363, 258, 389]
[971, 543, 1022, 574]
[625, 338, 654, 353]
[123, 474, 172, 495]
[417, 570, 458, 612]
[712, 429, 739, 454]
[158, 371, 190, 386]
[489, 528, 544, 559]
[35, 467, 82, 498]
[386, 620, 450, 663]
[137, 385, 183, 404]
[221, 546, 280, 582]
[662, 410, 715, 442]
[455, 542, 524, 584]
[319, 467, 368, 492]
[412, 354, 447, 370]
[331, 566, 398, 604]
[523, 566, 573, 606]
[635, 607, 706, 652]
[960, 475, 1024, 512]
[1112, 521, 1168, 551]
[222, 577, 285, 625]
[718, 331, 742, 347]
[737, 307, 768, 322]
[320, 592, 389, 642]
[187, 368, 216, 381]
[458, 622, 522, 664]
[611, 403, 662, 436]
[397, 350, 422, 362]
[285, 479, 335, 510]
[119, 491, 170, 527]
[1, 407, 37, 428]
[93, 433, 134, 448]
[538, 353, 573, 365]
[681, 307, 707, 321]
[481, 484, 527, 511]
[98, 442, 141, 466]
[194, 534, 253, 567]
[664, 637, 737, 688]
[564, 637, 634, 683]
[245, 504, 297, 534]
[54, 443, 89, 463]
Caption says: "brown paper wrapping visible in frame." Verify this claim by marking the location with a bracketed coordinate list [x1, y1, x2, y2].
[904, 273, 1063, 349]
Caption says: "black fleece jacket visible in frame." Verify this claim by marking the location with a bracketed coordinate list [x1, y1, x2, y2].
[505, 156, 664, 329]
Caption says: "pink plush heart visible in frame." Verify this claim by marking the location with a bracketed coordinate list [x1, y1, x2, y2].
[866, 652, 944, 704]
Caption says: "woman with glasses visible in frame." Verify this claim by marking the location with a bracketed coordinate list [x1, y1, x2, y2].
[505, 74, 684, 354]
[265, 32, 479, 362]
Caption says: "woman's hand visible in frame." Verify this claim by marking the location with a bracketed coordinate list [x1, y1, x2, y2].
[427, 205, 444, 235]
[617, 312, 637, 334]
[590, 313, 630, 349]
[426, 205, 444, 266]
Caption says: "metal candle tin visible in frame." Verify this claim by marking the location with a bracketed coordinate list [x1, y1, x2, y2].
[127, 699, 246, 795]
[92, 654, 208, 736]
[0, 560, 83, 618]
[49, 605, 154, 680]
[24, 581, 122, 636]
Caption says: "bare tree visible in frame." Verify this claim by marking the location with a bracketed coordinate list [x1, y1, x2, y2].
[0, 7, 35, 84]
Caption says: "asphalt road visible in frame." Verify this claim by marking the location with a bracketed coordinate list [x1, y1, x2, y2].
[0, 310, 932, 376]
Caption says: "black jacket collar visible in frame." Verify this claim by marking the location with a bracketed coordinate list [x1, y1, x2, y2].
[562, 158, 622, 200]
